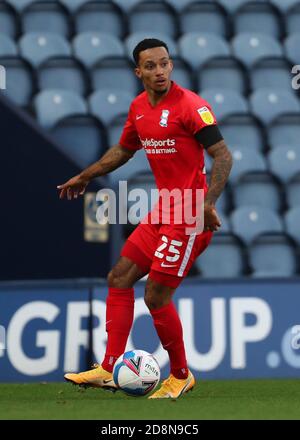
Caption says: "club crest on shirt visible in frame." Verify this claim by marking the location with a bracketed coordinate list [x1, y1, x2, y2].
[159, 109, 170, 127]
[197, 106, 214, 125]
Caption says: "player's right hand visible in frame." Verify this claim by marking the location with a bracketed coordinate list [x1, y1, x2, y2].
[57, 174, 89, 200]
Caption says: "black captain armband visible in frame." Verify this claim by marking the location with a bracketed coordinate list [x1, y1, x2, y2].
[195, 125, 224, 149]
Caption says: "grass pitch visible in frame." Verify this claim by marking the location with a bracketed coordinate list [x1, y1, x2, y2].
[1, 379, 300, 420]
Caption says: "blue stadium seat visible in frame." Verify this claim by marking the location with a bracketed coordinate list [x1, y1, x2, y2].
[75, 1, 124, 39]
[284, 32, 300, 65]
[200, 89, 248, 121]
[60, 0, 90, 13]
[125, 32, 178, 61]
[165, 0, 197, 12]
[285, 207, 300, 244]
[0, 33, 17, 56]
[19, 32, 71, 67]
[0, 2, 18, 38]
[88, 89, 133, 127]
[0, 57, 34, 106]
[233, 2, 282, 39]
[232, 33, 282, 68]
[37, 57, 88, 96]
[249, 233, 297, 277]
[180, 2, 228, 38]
[109, 149, 151, 186]
[170, 57, 194, 90]
[178, 33, 230, 70]
[286, 3, 300, 36]
[229, 146, 267, 183]
[218, 0, 267, 14]
[22, 2, 71, 38]
[107, 114, 127, 147]
[128, 1, 177, 39]
[199, 57, 248, 95]
[268, 145, 300, 183]
[250, 58, 293, 92]
[195, 233, 246, 278]
[90, 57, 139, 95]
[219, 114, 264, 152]
[232, 172, 282, 211]
[250, 89, 300, 125]
[112, 0, 142, 13]
[230, 206, 283, 244]
[7, 0, 52, 11]
[286, 174, 300, 209]
[51, 115, 105, 168]
[268, 114, 300, 150]
[270, 0, 300, 13]
[73, 32, 124, 69]
[34, 89, 87, 128]
[217, 211, 231, 232]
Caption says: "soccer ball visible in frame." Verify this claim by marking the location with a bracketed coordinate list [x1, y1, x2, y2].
[113, 349, 160, 396]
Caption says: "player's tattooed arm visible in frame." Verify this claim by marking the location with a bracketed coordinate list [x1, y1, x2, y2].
[57, 144, 135, 200]
[205, 139, 233, 206]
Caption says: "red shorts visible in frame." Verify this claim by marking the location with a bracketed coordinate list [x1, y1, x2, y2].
[121, 222, 213, 288]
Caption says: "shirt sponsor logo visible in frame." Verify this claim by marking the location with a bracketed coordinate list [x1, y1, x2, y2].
[139, 137, 177, 155]
[197, 106, 214, 125]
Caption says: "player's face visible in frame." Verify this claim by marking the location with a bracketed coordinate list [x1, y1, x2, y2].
[135, 47, 173, 94]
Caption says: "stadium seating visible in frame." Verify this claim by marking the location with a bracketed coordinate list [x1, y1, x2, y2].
[60, 0, 91, 13]
[74, 1, 125, 39]
[286, 174, 300, 209]
[195, 233, 246, 278]
[268, 114, 300, 150]
[228, 146, 267, 183]
[230, 206, 283, 244]
[179, 2, 228, 38]
[218, 0, 267, 14]
[250, 89, 300, 125]
[88, 89, 133, 127]
[113, 0, 143, 13]
[170, 57, 194, 90]
[34, 89, 87, 128]
[0, 56, 35, 107]
[90, 57, 139, 95]
[0, 33, 17, 56]
[232, 33, 282, 68]
[125, 32, 178, 60]
[285, 207, 300, 244]
[19, 32, 71, 67]
[178, 32, 230, 70]
[73, 32, 124, 69]
[268, 146, 300, 183]
[232, 172, 282, 212]
[218, 114, 264, 151]
[198, 57, 248, 95]
[128, 1, 177, 39]
[7, 0, 38, 12]
[249, 233, 297, 277]
[0, 2, 19, 38]
[270, 0, 300, 13]
[109, 149, 151, 186]
[200, 89, 248, 121]
[50, 114, 106, 168]
[284, 33, 300, 65]
[107, 114, 127, 147]
[233, 2, 283, 39]
[21, 2, 71, 38]
[37, 57, 88, 96]
[250, 58, 293, 92]
[286, 3, 300, 36]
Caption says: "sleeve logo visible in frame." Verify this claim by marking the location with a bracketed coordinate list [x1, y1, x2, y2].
[197, 106, 214, 125]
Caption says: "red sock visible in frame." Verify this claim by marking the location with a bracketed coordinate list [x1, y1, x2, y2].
[150, 302, 188, 379]
[101, 287, 134, 373]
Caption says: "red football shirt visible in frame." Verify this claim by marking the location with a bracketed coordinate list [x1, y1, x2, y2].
[119, 81, 218, 225]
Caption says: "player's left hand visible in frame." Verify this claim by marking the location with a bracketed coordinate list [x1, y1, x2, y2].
[203, 202, 221, 232]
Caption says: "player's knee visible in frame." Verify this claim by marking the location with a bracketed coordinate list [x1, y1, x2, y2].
[144, 281, 171, 310]
[107, 269, 130, 288]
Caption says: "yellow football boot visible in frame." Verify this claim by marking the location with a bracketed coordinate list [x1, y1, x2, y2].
[148, 370, 195, 399]
[64, 364, 117, 391]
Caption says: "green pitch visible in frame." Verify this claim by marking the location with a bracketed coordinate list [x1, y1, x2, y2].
[1, 379, 300, 420]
